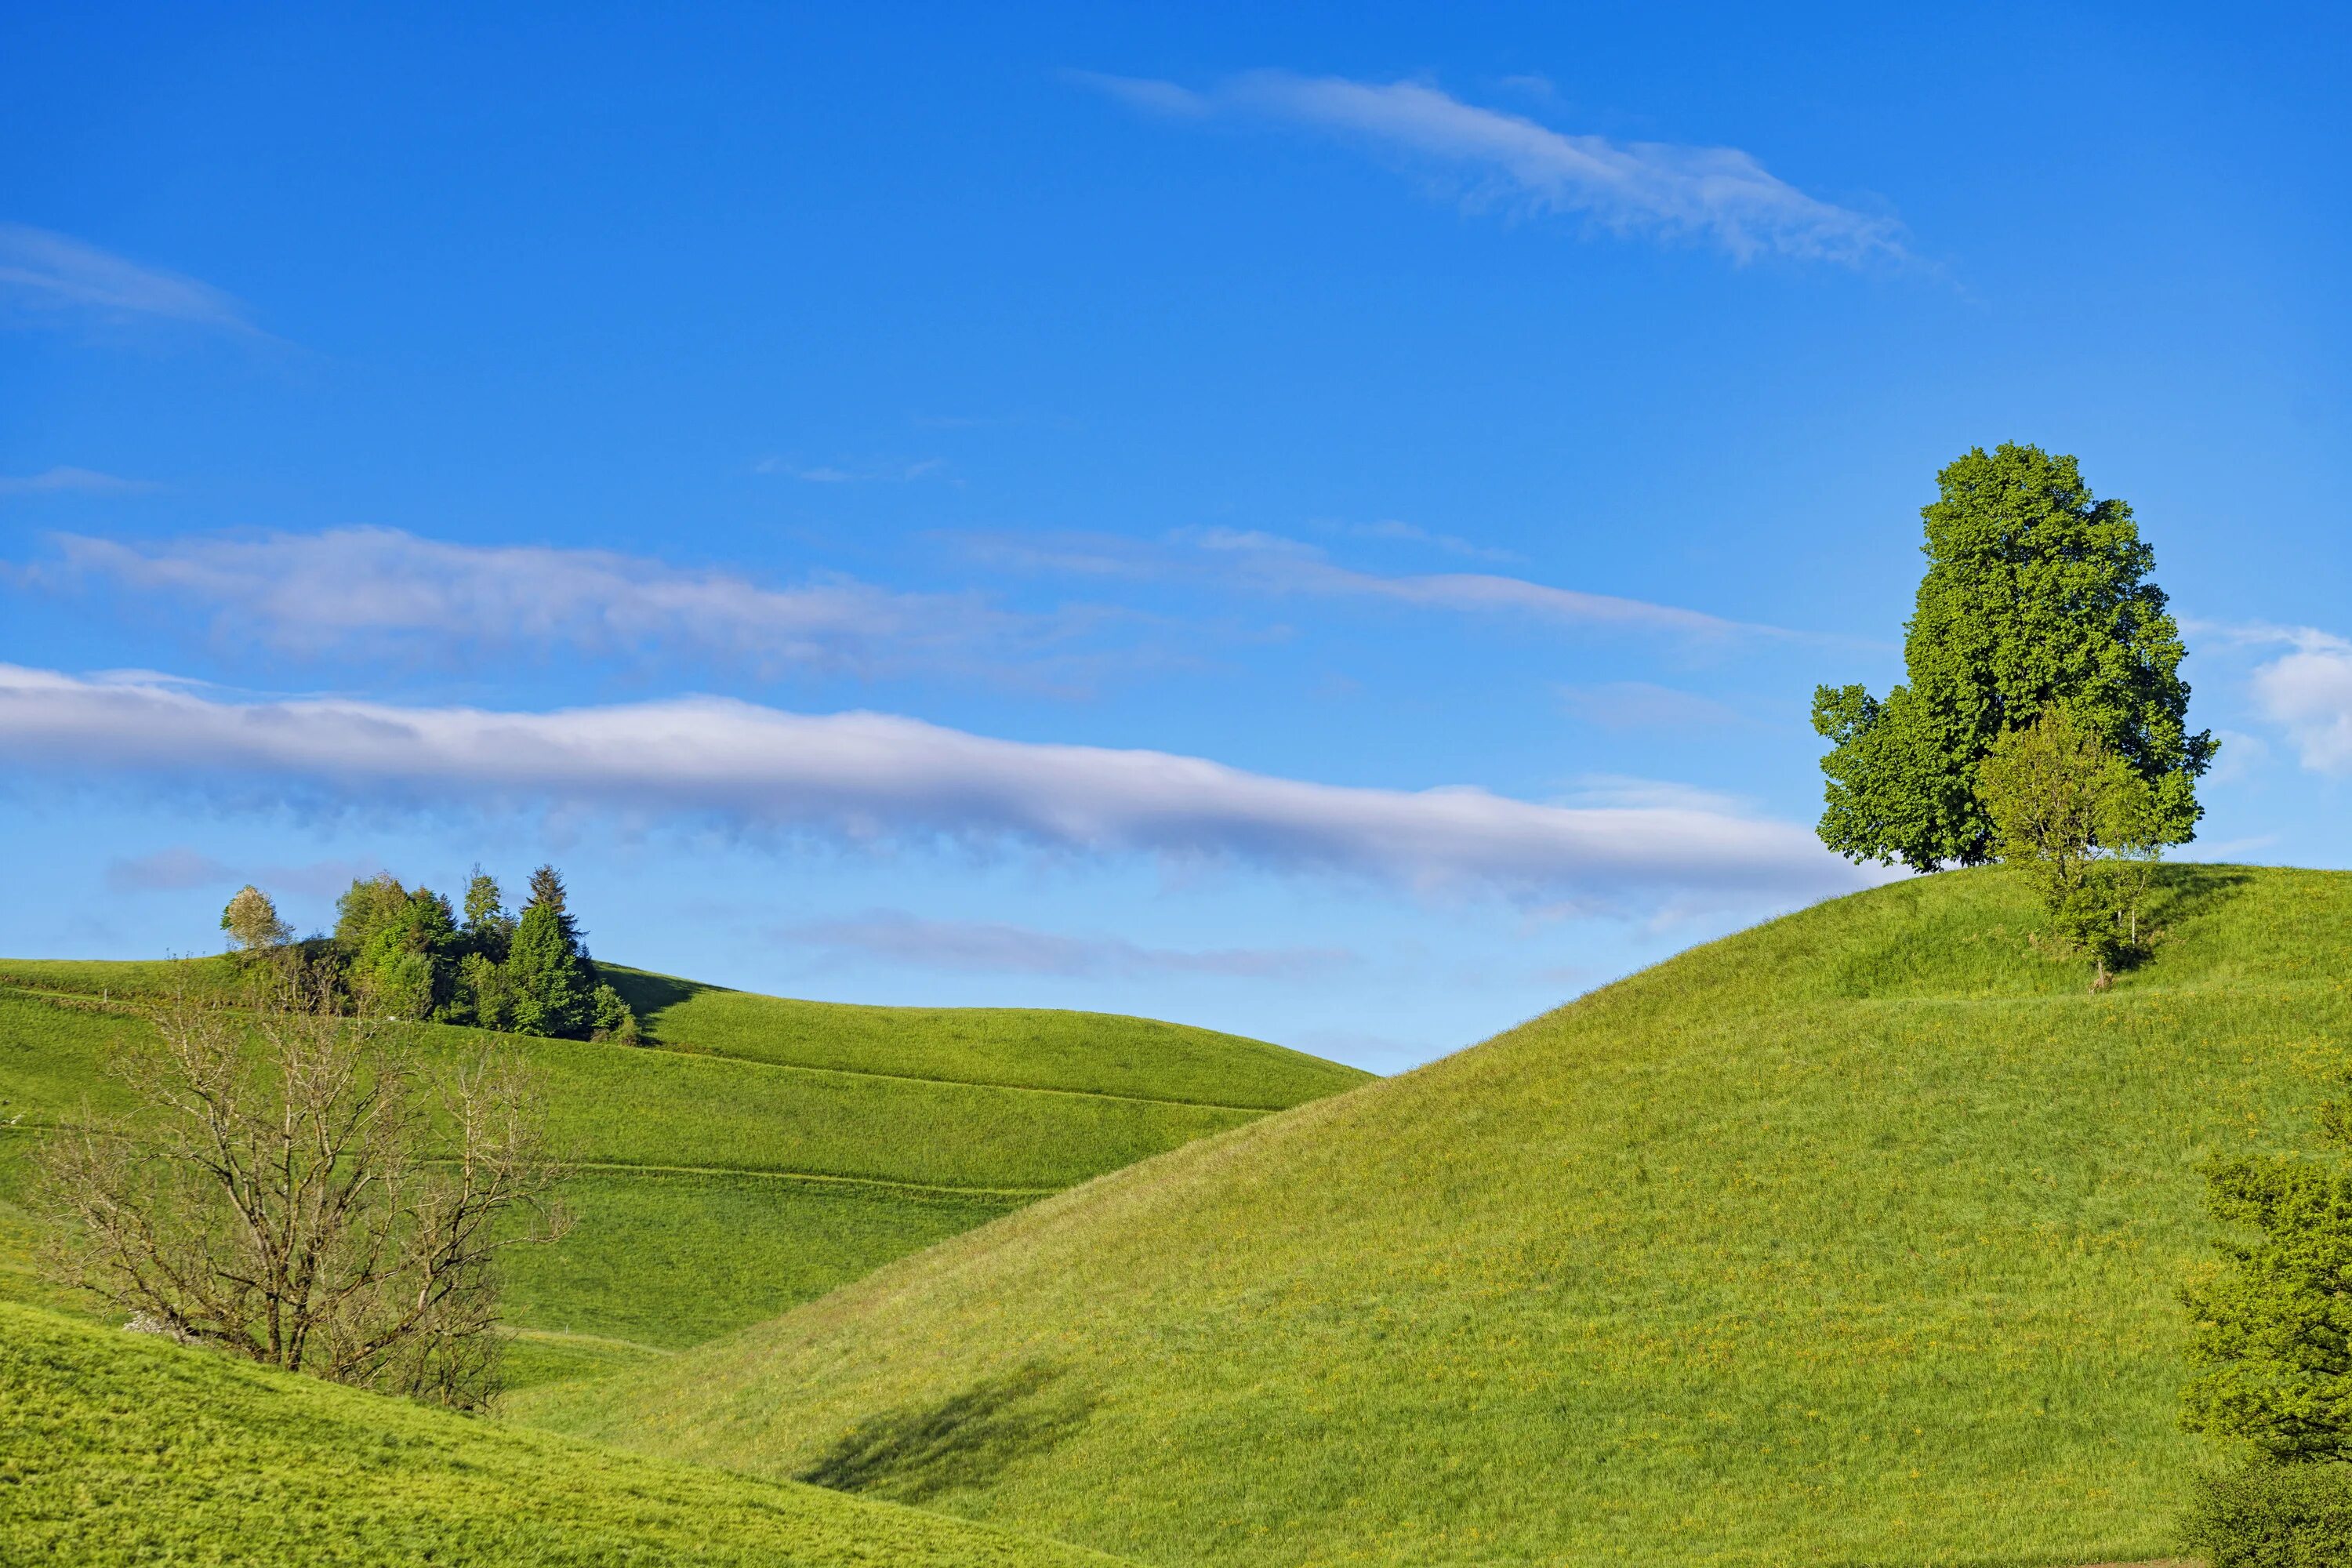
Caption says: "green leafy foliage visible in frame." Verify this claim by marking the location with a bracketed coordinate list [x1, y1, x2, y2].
[320, 864, 632, 1040]
[217, 884, 292, 957]
[1814, 443, 2214, 871]
[0, 1301, 1126, 1566]
[1978, 703, 2168, 976]
[537, 865, 2344, 1568]
[2180, 1461, 2352, 1568]
[2181, 1096, 2352, 1464]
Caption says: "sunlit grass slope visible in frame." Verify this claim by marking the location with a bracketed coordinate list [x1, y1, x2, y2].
[0, 1301, 1126, 1567]
[0, 961, 1365, 1389]
[532, 866, 2350, 1568]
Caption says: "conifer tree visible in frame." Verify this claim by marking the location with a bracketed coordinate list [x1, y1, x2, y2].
[1813, 443, 2215, 872]
[506, 865, 595, 1039]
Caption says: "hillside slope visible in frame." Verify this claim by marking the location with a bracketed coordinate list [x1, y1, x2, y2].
[0, 1301, 1124, 1566]
[530, 866, 2350, 1567]
[0, 960, 1367, 1390]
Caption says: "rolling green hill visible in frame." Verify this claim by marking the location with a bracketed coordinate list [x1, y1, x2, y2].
[528, 865, 2348, 1567]
[0, 958, 1367, 1390]
[0, 1300, 1126, 1566]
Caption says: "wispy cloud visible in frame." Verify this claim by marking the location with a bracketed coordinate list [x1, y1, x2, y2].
[1559, 681, 1751, 731]
[0, 664, 1871, 910]
[30, 526, 1101, 681]
[1333, 518, 1521, 564]
[105, 846, 233, 893]
[1074, 71, 1904, 264]
[780, 909, 1352, 980]
[1195, 531, 1769, 639]
[0, 466, 160, 497]
[753, 456, 948, 484]
[1076, 526, 1775, 638]
[104, 846, 384, 902]
[0, 224, 259, 332]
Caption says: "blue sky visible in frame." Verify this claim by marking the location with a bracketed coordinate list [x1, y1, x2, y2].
[7, 3, 2352, 1069]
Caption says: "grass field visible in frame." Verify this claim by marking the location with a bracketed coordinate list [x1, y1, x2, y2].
[528, 864, 2346, 1568]
[0, 1300, 1127, 1566]
[0, 961, 1365, 1392]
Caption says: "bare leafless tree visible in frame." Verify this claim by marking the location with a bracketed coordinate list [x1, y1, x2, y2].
[37, 960, 569, 1409]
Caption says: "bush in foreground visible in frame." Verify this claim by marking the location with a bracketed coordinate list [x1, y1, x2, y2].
[2183, 1461, 2352, 1567]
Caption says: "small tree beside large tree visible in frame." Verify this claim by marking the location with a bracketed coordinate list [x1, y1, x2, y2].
[1813, 443, 2215, 872]
[1976, 705, 2166, 984]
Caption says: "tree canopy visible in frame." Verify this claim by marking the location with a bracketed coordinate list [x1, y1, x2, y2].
[245, 864, 635, 1044]
[1813, 443, 2215, 872]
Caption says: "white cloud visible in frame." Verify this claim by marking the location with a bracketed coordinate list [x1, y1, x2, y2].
[1189, 527, 1766, 637]
[2253, 639, 2352, 775]
[34, 527, 1073, 679]
[1076, 71, 1904, 263]
[0, 664, 1871, 909]
[0, 466, 159, 497]
[780, 910, 1352, 980]
[0, 225, 257, 332]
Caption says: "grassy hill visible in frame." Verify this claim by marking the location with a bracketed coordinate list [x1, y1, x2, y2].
[0, 1300, 1126, 1566]
[0, 958, 1367, 1390]
[527, 865, 2350, 1567]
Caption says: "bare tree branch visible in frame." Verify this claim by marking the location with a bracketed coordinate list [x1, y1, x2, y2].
[35, 956, 568, 1408]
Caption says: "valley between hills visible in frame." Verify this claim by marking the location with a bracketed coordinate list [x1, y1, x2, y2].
[5, 863, 2341, 1564]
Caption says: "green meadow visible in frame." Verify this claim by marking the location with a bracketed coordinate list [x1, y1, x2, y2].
[0, 960, 1365, 1392]
[0, 1301, 1127, 1566]
[530, 864, 2346, 1567]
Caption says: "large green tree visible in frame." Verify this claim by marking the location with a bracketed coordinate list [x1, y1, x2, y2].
[1813, 443, 2215, 871]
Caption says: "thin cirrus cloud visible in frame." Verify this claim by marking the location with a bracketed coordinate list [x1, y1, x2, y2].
[779, 909, 1354, 981]
[1338, 519, 1522, 564]
[0, 223, 259, 332]
[33, 526, 1083, 680]
[103, 845, 234, 894]
[0, 466, 161, 497]
[104, 845, 385, 899]
[0, 664, 1871, 910]
[1559, 681, 1752, 731]
[1204, 530, 1761, 637]
[1073, 70, 1904, 264]
[970, 527, 1776, 640]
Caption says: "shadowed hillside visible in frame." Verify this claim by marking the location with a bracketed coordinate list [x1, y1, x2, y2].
[527, 865, 2347, 1567]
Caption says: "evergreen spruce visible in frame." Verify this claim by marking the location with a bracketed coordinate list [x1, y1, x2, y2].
[507, 865, 596, 1039]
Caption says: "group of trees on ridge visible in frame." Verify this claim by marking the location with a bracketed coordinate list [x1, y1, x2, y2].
[220, 865, 637, 1044]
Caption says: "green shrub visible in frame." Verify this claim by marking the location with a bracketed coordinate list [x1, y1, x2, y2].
[2182, 1461, 2352, 1566]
